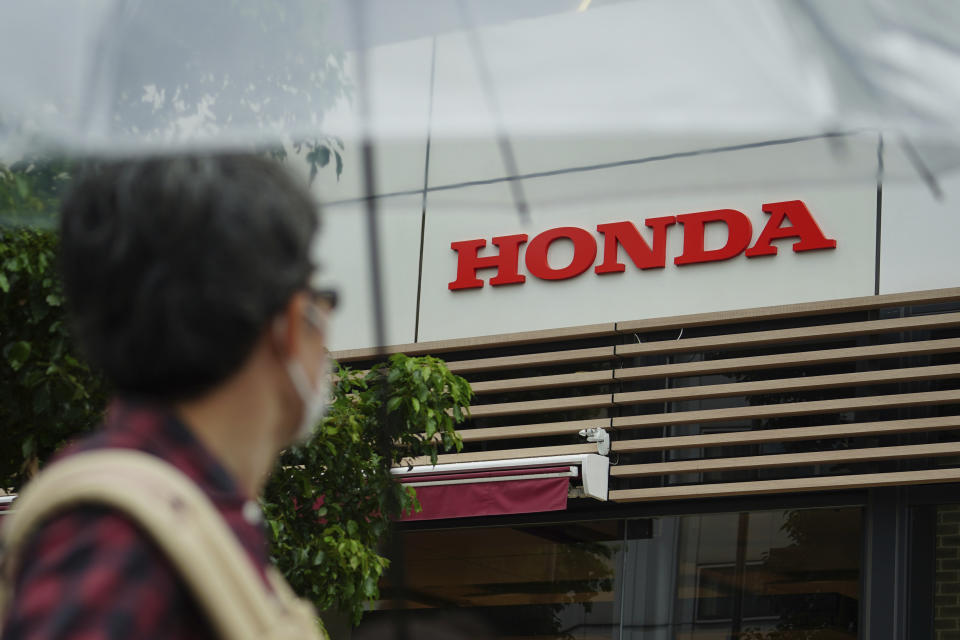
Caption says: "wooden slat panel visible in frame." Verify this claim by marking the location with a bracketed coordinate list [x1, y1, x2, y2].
[469, 394, 613, 419]
[610, 389, 960, 430]
[611, 415, 960, 453]
[445, 346, 615, 374]
[612, 363, 960, 406]
[610, 441, 960, 477]
[464, 365, 960, 420]
[334, 324, 617, 362]
[609, 467, 960, 502]
[333, 287, 960, 363]
[615, 312, 960, 358]
[458, 418, 606, 442]
[614, 337, 960, 383]
[470, 370, 613, 395]
[398, 443, 597, 467]
[615, 287, 960, 333]
[458, 395, 960, 444]
[349, 335, 960, 392]
[463, 337, 960, 396]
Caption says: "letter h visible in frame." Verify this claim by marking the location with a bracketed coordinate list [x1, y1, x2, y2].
[448, 235, 528, 290]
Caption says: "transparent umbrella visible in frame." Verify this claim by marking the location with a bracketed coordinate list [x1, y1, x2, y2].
[3, 2, 960, 634]
[7, 0, 959, 330]
[3, 0, 960, 154]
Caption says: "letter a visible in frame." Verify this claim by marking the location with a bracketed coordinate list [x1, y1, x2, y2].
[448, 234, 528, 290]
[746, 200, 837, 257]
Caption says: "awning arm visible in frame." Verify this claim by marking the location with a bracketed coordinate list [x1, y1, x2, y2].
[391, 454, 609, 501]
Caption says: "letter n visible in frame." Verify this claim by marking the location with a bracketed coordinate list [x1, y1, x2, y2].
[595, 216, 676, 274]
[448, 234, 528, 290]
[745, 200, 837, 257]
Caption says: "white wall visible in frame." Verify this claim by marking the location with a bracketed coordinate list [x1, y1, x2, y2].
[308, 0, 960, 352]
[879, 142, 960, 295]
[416, 134, 878, 343]
[320, 132, 882, 350]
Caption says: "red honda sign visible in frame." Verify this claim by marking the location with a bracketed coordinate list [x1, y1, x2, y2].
[449, 200, 836, 291]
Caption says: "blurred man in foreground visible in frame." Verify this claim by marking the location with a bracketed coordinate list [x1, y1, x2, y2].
[1, 155, 333, 639]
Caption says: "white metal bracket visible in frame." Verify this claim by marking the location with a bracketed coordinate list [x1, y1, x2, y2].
[578, 426, 610, 456]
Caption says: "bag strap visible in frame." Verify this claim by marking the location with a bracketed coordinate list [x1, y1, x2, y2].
[0, 450, 324, 640]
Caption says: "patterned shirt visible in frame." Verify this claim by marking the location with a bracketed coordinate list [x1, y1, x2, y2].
[2, 399, 271, 640]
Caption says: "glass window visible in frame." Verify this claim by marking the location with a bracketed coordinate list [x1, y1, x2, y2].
[355, 507, 861, 639]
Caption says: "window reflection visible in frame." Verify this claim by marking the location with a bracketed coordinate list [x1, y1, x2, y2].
[355, 507, 860, 640]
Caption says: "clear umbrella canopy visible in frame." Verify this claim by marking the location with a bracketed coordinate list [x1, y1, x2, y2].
[2, 0, 960, 160]
[3, 0, 960, 347]
[4, 4, 960, 632]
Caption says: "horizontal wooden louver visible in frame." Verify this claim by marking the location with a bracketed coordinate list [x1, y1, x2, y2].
[335, 287, 960, 504]
[610, 441, 960, 478]
[614, 311, 960, 358]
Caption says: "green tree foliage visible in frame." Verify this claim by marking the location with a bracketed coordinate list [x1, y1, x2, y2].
[0, 218, 472, 623]
[0, 157, 74, 228]
[0, 227, 109, 489]
[262, 355, 471, 624]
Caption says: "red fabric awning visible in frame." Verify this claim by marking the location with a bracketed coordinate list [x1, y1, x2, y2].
[399, 466, 572, 521]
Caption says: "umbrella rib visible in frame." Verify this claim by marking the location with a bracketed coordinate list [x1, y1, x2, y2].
[77, 0, 139, 139]
[456, 0, 530, 224]
[348, 0, 387, 353]
[898, 135, 943, 201]
[324, 131, 857, 207]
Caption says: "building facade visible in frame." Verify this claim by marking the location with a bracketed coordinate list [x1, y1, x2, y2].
[336, 288, 960, 640]
[306, 12, 960, 637]
[313, 126, 960, 640]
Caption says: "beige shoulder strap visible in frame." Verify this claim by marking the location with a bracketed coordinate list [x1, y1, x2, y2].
[0, 450, 326, 640]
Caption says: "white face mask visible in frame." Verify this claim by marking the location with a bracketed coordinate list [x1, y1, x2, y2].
[285, 355, 332, 443]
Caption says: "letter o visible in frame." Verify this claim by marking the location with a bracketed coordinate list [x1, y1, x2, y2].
[525, 227, 598, 281]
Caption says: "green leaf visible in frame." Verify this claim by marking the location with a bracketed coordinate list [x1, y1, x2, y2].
[0, 272, 9, 293]
[410, 397, 420, 413]
[45, 293, 61, 307]
[317, 145, 331, 167]
[4, 340, 31, 371]
[386, 396, 402, 413]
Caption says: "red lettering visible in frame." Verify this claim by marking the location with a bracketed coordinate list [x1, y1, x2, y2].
[448, 234, 528, 290]
[674, 209, 753, 266]
[525, 227, 597, 281]
[594, 216, 676, 274]
[745, 200, 837, 257]
[449, 200, 835, 290]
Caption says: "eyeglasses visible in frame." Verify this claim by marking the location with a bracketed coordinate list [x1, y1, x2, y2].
[307, 286, 338, 311]
[303, 286, 337, 335]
